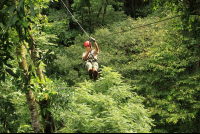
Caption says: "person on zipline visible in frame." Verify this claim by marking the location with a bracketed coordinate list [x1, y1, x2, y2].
[82, 37, 99, 80]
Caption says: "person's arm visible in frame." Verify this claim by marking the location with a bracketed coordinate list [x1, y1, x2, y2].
[89, 37, 99, 53]
[82, 48, 92, 61]
[94, 41, 99, 54]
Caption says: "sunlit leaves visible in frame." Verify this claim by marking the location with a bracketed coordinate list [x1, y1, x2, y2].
[55, 66, 153, 133]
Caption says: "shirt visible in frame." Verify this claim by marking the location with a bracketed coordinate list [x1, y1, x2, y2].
[82, 50, 99, 61]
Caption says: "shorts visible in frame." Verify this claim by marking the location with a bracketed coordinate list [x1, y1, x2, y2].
[85, 60, 99, 70]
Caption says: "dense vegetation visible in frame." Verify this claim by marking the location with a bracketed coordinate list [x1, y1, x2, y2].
[1, 0, 200, 133]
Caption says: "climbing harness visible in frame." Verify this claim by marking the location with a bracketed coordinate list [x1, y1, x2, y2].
[83, 51, 99, 72]
[87, 52, 96, 61]
[83, 51, 98, 66]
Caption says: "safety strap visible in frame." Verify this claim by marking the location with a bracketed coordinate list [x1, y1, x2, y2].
[87, 53, 94, 60]
[83, 52, 98, 66]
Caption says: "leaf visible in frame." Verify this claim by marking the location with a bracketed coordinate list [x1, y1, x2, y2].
[31, 72, 36, 77]
[0, 58, 3, 67]
[2, 7, 10, 14]
[51, 91, 57, 94]
[19, 11, 24, 18]
[29, 0, 35, 16]
[11, 15, 17, 25]
[22, 20, 28, 28]
[7, 15, 15, 27]
[28, 25, 31, 30]
[4, 63, 13, 68]
[36, 61, 41, 68]
[3, 55, 14, 61]
[28, 73, 31, 82]
[9, 4, 15, 16]
[17, 0, 25, 11]
[45, 94, 48, 100]
[28, 65, 32, 72]
[43, 108, 46, 116]
[82, 0, 91, 7]
[46, 108, 51, 112]
[17, 25, 23, 40]
[2, 72, 5, 82]
[5, 69, 18, 78]
[27, 17, 34, 23]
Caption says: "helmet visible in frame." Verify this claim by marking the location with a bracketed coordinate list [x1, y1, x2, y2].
[84, 41, 91, 48]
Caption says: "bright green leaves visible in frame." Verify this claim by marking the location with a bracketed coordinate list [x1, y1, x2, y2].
[55, 66, 153, 133]
[31, 76, 58, 102]
[22, 20, 28, 28]
[127, 6, 200, 132]
[1, 0, 36, 29]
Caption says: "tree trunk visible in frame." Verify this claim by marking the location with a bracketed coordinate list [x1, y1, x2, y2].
[14, 0, 43, 131]
[89, 6, 91, 35]
[65, 0, 71, 30]
[196, 43, 200, 72]
[102, 0, 108, 24]
[94, 6, 102, 29]
[122, 0, 125, 11]
[65, 0, 70, 9]
[65, 0, 70, 17]
[81, 8, 83, 35]
[95, 0, 103, 29]
[29, 34, 44, 81]
[132, 0, 136, 19]
[28, 31, 56, 133]
[16, 45, 43, 133]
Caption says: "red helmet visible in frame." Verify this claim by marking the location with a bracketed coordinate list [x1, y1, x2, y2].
[84, 41, 91, 48]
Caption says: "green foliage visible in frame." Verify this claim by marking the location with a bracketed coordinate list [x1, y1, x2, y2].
[73, 6, 200, 132]
[0, 77, 31, 133]
[0, 95, 18, 133]
[71, 0, 126, 26]
[141, 0, 200, 132]
[31, 76, 58, 102]
[42, 8, 74, 46]
[41, 0, 127, 47]
[1, 0, 59, 133]
[1, 0, 200, 133]
[53, 66, 153, 133]
[44, 44, 87, 86]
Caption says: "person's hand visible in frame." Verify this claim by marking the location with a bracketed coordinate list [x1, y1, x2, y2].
[89, 36, 96, 42]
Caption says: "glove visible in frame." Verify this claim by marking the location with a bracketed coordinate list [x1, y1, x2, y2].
[89, 37, 96, 42]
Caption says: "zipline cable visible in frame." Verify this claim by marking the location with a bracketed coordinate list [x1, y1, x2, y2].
[60, 0, 200, 38]
[61, 0, 90, 38]
[111, 9, 200, 35]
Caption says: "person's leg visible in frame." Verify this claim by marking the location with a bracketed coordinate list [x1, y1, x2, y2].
[85, 61, 93, 79]
[92, 61, 99, 80]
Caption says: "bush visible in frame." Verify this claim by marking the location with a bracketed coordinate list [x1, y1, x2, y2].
[52, 66, 154, 133]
